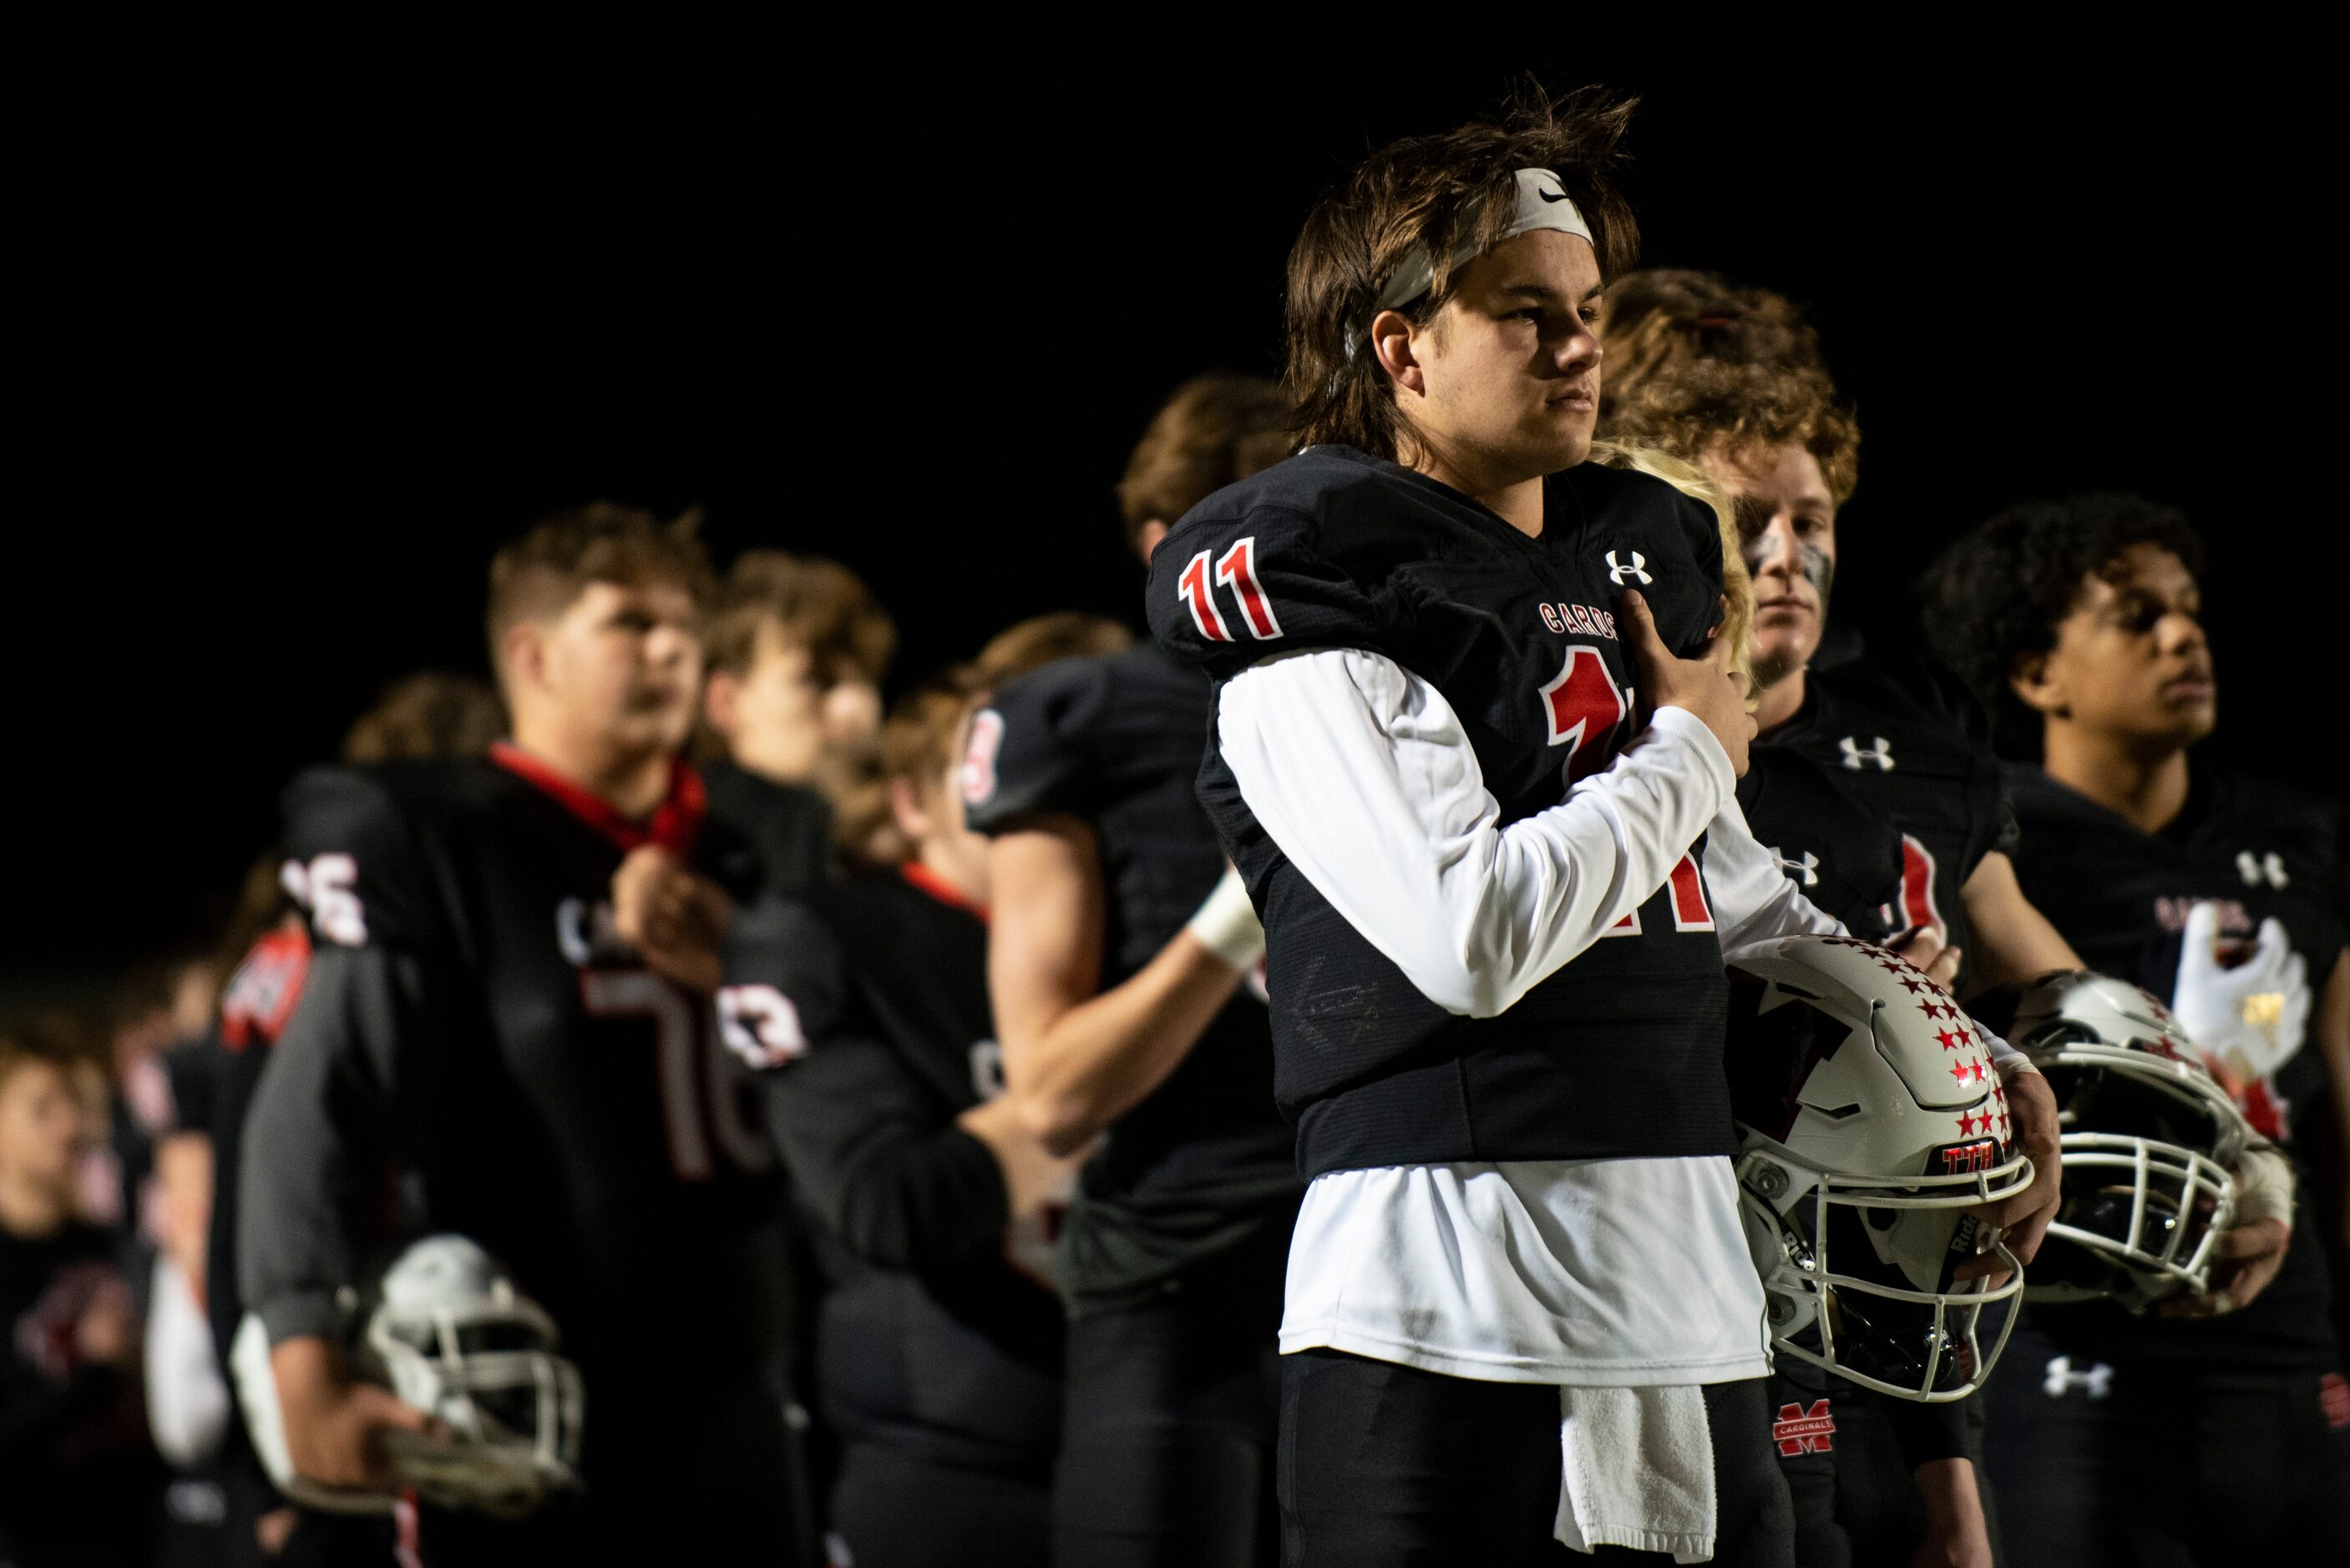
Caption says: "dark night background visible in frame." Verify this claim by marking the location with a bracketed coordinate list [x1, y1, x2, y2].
[8, 38, 2343, 1005]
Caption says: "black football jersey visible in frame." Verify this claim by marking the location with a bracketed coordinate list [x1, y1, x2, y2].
[740, 866, 1061, 1476]
[240, 748, 794, 1484]
[2006, 763, 2347, 1371]
[962, 640, 1299, 1308]
[1735, 748, 1909, 939]
[1147, 446, 1738, 1174]
[700, 757, 836, 898]
[1765, 646, 2016, 990]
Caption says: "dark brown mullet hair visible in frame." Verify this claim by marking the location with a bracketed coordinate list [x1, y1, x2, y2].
[1284, 80, 1640, 459]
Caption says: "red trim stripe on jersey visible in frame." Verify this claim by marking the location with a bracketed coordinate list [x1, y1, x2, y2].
[1898, 833, 1945, 945]
[489, 742, 707, 856]
[900, 861, 989, 923]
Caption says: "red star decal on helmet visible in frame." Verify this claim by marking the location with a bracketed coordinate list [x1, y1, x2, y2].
[1919, 999, 1952, 1021]
[1956, 1112, 1979, 1136]
[1936, 1028, 1969, 1051]
[1951, 1061, 1971, 1082]
[1898, 974, 1932, 995]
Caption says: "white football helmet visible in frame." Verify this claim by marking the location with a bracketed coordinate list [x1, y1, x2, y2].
[230, 1236, 584, 1520]
[1727, 934, 2033, 1402]
[1994, 972, 2244, 1311]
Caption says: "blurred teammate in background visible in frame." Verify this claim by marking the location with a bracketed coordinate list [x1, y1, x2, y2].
[747, 613, 1127, 1568]
[239, 507, 814, 1565]
[965, 373, 1299, 1567]
[185, 672, 502, 1564]
[1924, 495, 2350, 1565]
[1, 1034, 150, 1566]
[701, 549, 894, 878]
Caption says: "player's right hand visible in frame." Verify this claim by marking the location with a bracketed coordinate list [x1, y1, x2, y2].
[74, 1275, 135, 1368]
[2171, 903, 2310, 1085]
[959, 1094, 1092, 1218]
[1890, 925, 1964, 989]
[1619, 590, 1755, 776]
[271, 1336, 444, 1490]
[611, 846, 734, 996]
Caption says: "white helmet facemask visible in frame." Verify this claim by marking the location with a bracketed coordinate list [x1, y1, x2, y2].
[1728, 935, 2034, 1402]
[367, 1236, 585, 1519]
[1992, 972, 2244, 1311]
[230, 1235, 584, 1520]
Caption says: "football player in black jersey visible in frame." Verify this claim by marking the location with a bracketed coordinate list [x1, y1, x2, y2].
[239, 507, 815, 1566]
[746, 616, 1127, 1568]
[964, 372, 1297, 1567]
[1597, 275, 2076, 1565]
[1923, 493, 2350, 1565]
[1143, 90, 2044, 1566]
[199, 674, 502, 1564]
[699, 549, 893, 885]
[0, 1035, 152, 1566]
[1600, 269, 2082, 996]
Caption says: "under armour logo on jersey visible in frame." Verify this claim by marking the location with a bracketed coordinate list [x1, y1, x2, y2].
[2236, 851, 2290, 890]
[2042, 1355, 2113, 1399]
[1838, 736, 1895, 771]
[1604, 549, 1652, 586]
[1770, 847, 1820, 887]
[1771, 1400, 1835, 1455]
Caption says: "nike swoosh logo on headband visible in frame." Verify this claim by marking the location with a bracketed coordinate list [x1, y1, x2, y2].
[1537, 188, 1568, 202]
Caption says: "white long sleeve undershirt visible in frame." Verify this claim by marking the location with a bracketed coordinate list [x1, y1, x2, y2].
[1219, 647, 1827, 1384]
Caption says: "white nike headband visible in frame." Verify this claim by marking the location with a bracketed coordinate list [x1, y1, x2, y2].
[1350, 168, 1593, 356]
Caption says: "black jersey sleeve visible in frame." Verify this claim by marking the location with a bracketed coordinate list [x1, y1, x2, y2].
[961, 655, 1118, 833]
[727, 896, 1011, 1272]
[280, 766, 443, 955]
[1143, 495, 1403, 679]
[241, 766, 454, 1343]
[236, 944, 433, 1344]
[1669, 485, 1727, 662]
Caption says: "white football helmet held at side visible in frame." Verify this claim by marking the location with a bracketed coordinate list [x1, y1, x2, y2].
[1988, 971, 2245, 1311]
[230, 1235, 584, 1520]
[1725, 934, 2033, 1403]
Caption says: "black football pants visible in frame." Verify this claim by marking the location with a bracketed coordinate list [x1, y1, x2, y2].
[1769, 1362, 2006, 1568]
[1979, 1326, 2350, 1566]
[1277, 1349, 1795, 1568]
[1053, 1244, 1286, 1568]
[826, 1441, 1051, 1568]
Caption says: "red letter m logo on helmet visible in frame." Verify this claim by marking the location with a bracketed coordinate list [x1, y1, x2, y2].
[1772, 1400, 1836, 1456]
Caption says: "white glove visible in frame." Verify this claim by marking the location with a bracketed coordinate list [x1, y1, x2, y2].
[2231, 1141, 2297, 1231]
[2171, 903, 2309, 1087]
[1185, 866, 1265, 972]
